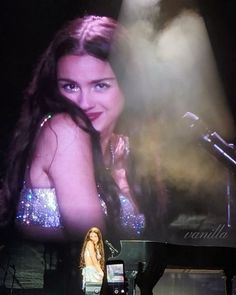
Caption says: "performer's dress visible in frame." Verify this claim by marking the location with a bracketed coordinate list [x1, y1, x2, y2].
[82, 266, 102, 286]
[82, 249, 103, 290]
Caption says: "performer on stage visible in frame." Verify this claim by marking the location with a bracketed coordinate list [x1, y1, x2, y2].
[80, 227, 105, 291]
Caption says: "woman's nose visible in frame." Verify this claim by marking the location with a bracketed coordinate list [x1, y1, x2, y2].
[78, 90, 94, 110]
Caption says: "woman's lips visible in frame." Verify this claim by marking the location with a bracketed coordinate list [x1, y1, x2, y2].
[86, 112, 102, 121]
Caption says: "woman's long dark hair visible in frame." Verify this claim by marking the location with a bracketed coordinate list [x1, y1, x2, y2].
[2, 15, 128, 229]
[79, 227, 105, 270]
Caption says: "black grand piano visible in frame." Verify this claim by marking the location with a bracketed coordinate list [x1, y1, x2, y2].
[108, 240, 236, 295]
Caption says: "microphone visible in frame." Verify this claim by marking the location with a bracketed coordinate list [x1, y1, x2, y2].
[105, 240, 118, 254]
[182, 112, 236, 170]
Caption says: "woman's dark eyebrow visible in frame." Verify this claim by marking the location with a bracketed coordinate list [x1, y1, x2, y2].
[57, 78, 76, 83]
[91, 77, 116, 83]
[57, 77, 116, 83]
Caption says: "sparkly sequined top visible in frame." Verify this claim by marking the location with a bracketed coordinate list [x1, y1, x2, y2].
[16, 187, 61, 228]
[15, 115, 145, 236]
[16, 188, 145, 235]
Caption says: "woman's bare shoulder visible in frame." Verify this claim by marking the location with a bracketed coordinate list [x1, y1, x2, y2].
[33, 113, 91, 163]
[47, 113, 81, 133]
[86, 240, 95, 249]
[39, 113, 89, 145]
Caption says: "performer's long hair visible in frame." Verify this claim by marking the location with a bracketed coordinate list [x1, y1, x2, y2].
[80, 227, 105, 271]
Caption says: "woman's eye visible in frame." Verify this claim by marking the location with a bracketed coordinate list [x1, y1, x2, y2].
[95, 82, 111, 91]
[61, 83, 80, 92]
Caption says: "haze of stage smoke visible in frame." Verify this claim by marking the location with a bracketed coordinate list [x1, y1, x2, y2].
[118, 0, 235, 196]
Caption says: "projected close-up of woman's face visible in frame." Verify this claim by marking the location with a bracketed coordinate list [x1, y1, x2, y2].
[57, 54, 125, 139]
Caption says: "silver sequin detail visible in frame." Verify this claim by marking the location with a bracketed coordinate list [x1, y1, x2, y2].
[16, 188, 145, 235]
[119, 195, 145, 236]
[16, 187, 61, 228]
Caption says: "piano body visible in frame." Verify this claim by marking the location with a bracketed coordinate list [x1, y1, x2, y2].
[108, 240, 236, 295]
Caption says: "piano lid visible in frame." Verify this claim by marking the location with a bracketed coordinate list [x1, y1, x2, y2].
[108, 240, 236, 272]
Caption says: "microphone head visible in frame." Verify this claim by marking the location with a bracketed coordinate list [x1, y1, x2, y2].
[182, 111, 201, 129]
[182, 111, 199, 123]
[182, 112, 210, 139]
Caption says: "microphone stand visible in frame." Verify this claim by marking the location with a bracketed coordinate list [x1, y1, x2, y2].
[182, 112, 236, 229]
[203, 133, 236, 228]
[106, 245, 116, 258]
[105, 240, 119, 258]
